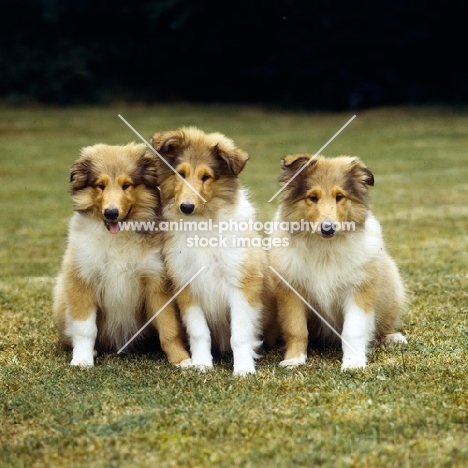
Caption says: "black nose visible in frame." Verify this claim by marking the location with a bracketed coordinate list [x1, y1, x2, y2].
[321, 220, 336, 235]
[104, 208, 119, 220]
[180, 203, 195, 215]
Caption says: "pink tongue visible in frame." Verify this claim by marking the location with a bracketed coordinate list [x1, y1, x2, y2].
[109, 222, 120, 234]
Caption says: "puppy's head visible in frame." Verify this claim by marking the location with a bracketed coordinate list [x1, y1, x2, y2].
[279, 154, 374, 238]
[151, 126, 249, 217]
[70, 143, 160, 233]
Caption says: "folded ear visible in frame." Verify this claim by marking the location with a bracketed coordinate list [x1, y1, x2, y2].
[282, 154, 313, 169]
[214, 143, 249, 176]
[279, 153, 317, 185]
[134, 151, 158, 188]
[350, 157, 374, 187]
[151, 130, 185, 158]
[70, 155, 94, 192]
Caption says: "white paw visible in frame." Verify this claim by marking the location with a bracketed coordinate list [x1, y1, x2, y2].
[71, 346, 95, 367]
[233, 368, 256, 377]
[186, 358, 213, 372]
[383, 333, 407, 344]
[233, 359, 256, 376]
[189, 351, 213, 371]
[341, 356, 367, 371]
[279, 354, 307, 368]
[192, 364, 213, 372]
[233, 353, 256, 376]
[70, 358, 94, 367]
[176, 358, 193, 368]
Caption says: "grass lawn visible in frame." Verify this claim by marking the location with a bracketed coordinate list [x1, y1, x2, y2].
[0, 104, 467, 467]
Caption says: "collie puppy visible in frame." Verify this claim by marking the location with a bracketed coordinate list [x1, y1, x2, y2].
[53, 143, 190, 367]
[151, 127, 272, 375]
[270, 154, 407, 370]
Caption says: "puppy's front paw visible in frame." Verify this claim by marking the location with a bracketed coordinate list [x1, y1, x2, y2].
[192, 363, 213, 372]
[175, 358, 211, 371]
[233, 360, 256, 376]
[70, 358, 94, 367]
[71, 347, 95, 367]
[176, 358, 193, 368]
[341, 356, 367, 371]
[279, 354, 307, 368]
[233, 368, 256, 377]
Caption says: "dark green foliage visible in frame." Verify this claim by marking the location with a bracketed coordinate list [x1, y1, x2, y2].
[1, 0, 467, 108]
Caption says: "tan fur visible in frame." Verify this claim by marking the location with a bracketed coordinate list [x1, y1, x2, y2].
[151, 127, 277, 371]
[271, 154, 406, 368]
[276, 284, 309, 360]
[53, 143, 189, 365]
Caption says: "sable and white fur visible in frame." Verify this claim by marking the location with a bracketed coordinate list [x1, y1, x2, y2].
[270, 154, 407, 370]
[53, 143, 190, 367]
[152, 127, 275, 376]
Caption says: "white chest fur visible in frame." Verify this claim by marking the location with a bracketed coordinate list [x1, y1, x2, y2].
[68, 214, 164, 346]
[164, 190, 257, 318]
[274, 215, 384, 316]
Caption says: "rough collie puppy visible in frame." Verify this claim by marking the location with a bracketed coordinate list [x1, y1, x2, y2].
[270, 154, 407, 371]
[53, 143, 190, 367]
[151, 127, 272, 375]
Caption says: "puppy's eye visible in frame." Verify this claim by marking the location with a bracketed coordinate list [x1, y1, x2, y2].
[201, 175, 210, 183]
[336, 195, 344, 202]
[309, 195, 319, 203]
[97, 184, 105, 190]
[178, 172, 186, 179]
[122, 184, 130, 191]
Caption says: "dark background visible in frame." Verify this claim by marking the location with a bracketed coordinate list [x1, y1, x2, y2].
[0, 0, 465, 109]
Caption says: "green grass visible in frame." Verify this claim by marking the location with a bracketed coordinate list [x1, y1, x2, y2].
[1, 104, 467, 467]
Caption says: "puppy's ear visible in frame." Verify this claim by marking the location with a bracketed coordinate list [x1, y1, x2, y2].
[214, 143, 249, 176]
[279, 154, 317, 185]
[134, 151, 158, 188]
[350, 157, 374, 187]
[151, 130, 185, 159]
[70, 156, 93, 192]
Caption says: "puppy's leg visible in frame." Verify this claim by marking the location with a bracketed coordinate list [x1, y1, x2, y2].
[376, 256, 407, 346]
[146, 282, 191, 366]
[69, 310, 98, 367]
[178, 289, 213, 370]
[261, 270, 280, 349]
[229, 289, 262, 376]
[184, 306, 213, 370]
[341, 296, 375, 371]
[277, 287, 308, 367]
[57, 274, 98, 367]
